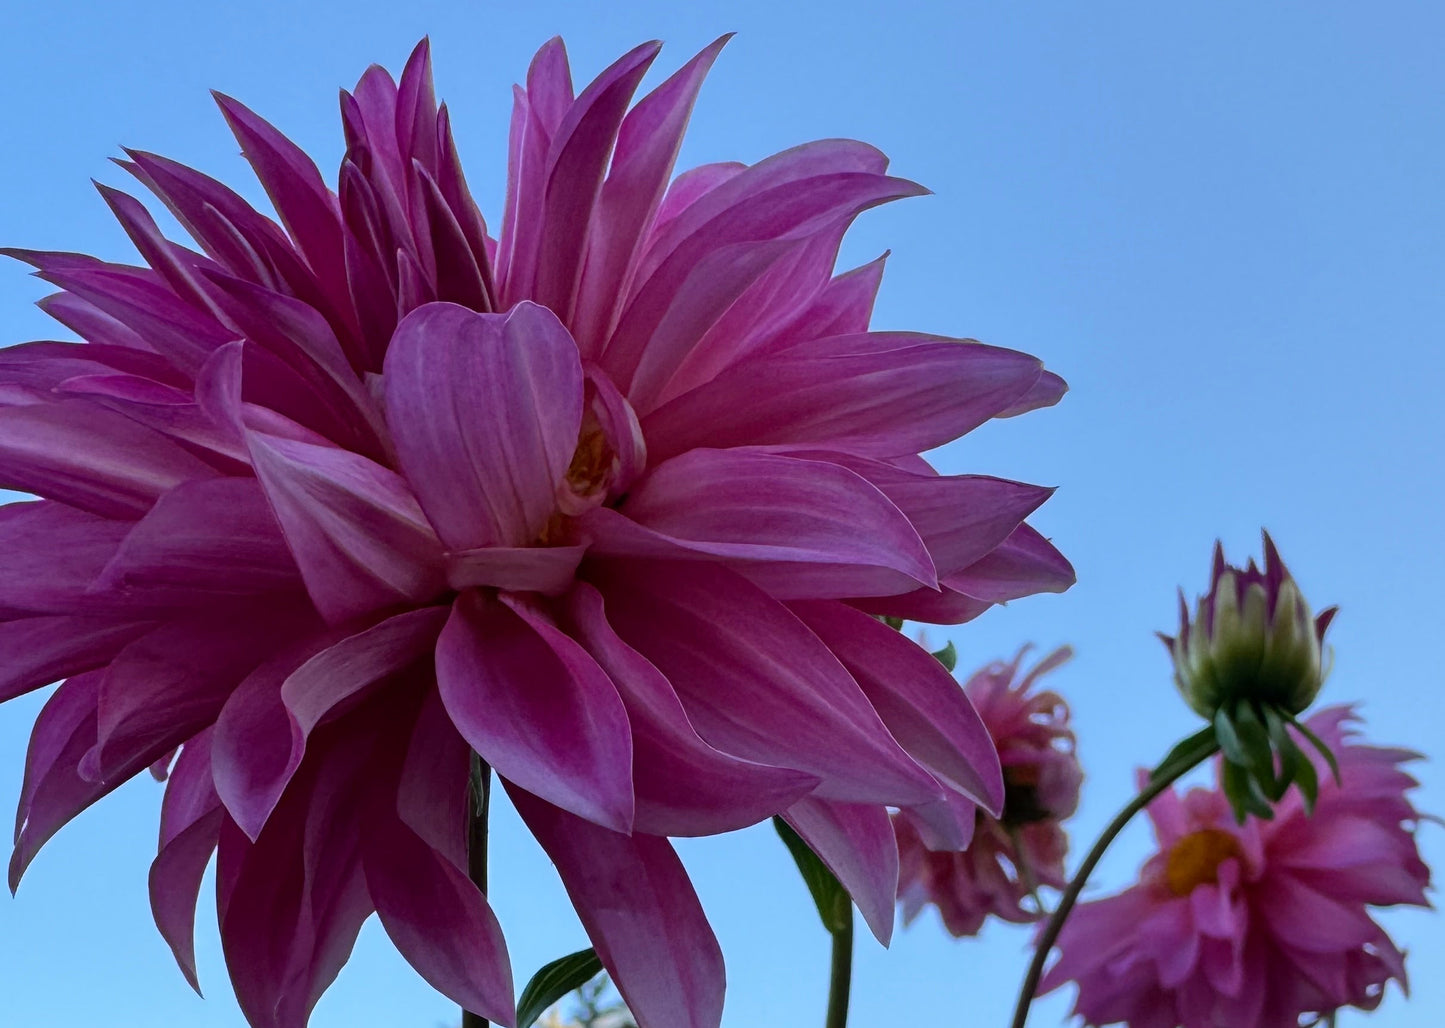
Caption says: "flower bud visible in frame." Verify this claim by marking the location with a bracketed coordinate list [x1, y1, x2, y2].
[1161, 533, 1336, 719]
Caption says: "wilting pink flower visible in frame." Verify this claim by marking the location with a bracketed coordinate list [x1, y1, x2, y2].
[1041, 706, 1431, 1028]
[0, 37, 1072, 1028]
[896, 646, 1080, 935]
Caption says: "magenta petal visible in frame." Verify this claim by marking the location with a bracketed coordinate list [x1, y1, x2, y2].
[945, 523, 1075, 601]
[592, 559, 941, 807]
[364, 815, 515, 1024]
[149, 730, 223, 992]
[600, 448, 935, 597]
[565, 581, 818, 835]
[436, 591, 634, 832]
[394, 684, 469, 868]
[790, 600, 1004, 815]
[443, 543, 587, 594]
[782, 796, 899, 945]
[0, 501, 124, 615]
[643, 336, 1047, 463]
[1257, 874, 1381, 953]
[511, 785, 725, 1028]
[0, 399, 218, 518]
[245, 429, 446, 623]
[95, 477, 302, 603]
[383, 301, 583, 549]
[0, 614, 151, 703]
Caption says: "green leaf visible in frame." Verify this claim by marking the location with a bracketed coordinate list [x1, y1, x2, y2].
[1232, 703, 1277, 785]
[930, 641, 958, 672]
[1290, 716, 1342, 786]
[516, 948, 604, 1028]
[1148, 726, 1218, 783]
[1221, 758, 1274, 824]
[774, 817, 851, 935]
[1212, 707, 1249, 768]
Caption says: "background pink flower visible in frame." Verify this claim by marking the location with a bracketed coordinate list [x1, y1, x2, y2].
[1041, 706, 1431, 1028]
[897, 646, 1080, 936]
[0, 36, 1072, 1028]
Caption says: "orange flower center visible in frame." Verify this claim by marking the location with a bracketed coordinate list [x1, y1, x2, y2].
[1164, 828, 1243, 896]
[565, 416, 613, 498]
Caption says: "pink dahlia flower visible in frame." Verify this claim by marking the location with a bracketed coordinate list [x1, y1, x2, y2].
[896, 646, 1080, 936]
[1041, 706, 1431, 1028]
[0, 37, 1072, 1028]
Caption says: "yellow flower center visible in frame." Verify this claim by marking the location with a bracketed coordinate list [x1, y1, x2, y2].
[565, 417, 613, 498]
[1164, 828, 1243, 896]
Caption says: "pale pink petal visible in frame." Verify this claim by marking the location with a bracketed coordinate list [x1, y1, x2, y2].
[782, 797, 899, 945]
[436, 591, 633, 832]
[511, 786, 725, 1028]
[443, 543, 587, 595]
[383, 301, 583, 549]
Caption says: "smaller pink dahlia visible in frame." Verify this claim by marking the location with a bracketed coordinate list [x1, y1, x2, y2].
[896, 646, 1080, 936]
[1041, 706, 1431, 1028]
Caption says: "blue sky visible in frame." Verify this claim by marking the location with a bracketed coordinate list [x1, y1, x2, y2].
[0, 1, 1440, 1025]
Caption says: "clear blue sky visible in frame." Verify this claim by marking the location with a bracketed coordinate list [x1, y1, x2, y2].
[1, 1, 1440, 1025]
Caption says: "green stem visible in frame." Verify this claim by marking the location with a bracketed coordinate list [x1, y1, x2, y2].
[1009, 734, 1221, 1028]
[462, 752, 493, 1028]
[824, 907, 854, 1028]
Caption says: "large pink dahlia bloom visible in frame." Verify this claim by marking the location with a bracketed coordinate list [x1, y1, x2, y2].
[0, 37, 1072, 1028]
[896, 646, 1080, 936]
[1041, 706, 1431, 1028]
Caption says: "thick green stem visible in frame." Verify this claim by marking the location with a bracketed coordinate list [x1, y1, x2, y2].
[1009, 734, 1221, 1028]
[824, 907, 854, 1028]
[462, 752, 493, 1028]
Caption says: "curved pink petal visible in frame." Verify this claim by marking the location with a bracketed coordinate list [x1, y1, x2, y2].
[0, 614, 152, 703]
[364, 814, 515, 1024]
[790, 600, 1003, 814]
[564, 581, 818, 836]
[0, 499, 128, 616]
[383, 301, 583, 549]
[943, 522, 1075, 602]
[436, 590, 634, 832]
[595, 448, 935, 597]
[643, 336, 1047, 463]
[591, 558, 941, 807]
[245, 429, 446, 624]
[782, 796, 899, 945]
[443, 543, 588, 594]
[511, 785, 725, 1028]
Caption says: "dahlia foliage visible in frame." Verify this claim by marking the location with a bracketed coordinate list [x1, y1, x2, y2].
[896, 646, 1081, 936]
[0, 36, 1072, 1028]
[1041, 707, 1432, 1028]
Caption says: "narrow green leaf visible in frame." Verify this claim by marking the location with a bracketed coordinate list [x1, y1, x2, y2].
[1233, 703, 1276, 785]
[1148, 726, 1218, 783]
[774, 817, 850, 935]
[516, 948, 604, 1028]
[1221, 758, 1274, 823]
[1290, 716, 1342, 785]
[1212, 708, 1249, 768]
[930, 640, 958, 672]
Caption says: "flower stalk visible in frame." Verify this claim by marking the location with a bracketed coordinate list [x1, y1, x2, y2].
[1009, 728, 1221, 1028]
[463, 753, 493, 1028]
[824, 906, 854, 1028]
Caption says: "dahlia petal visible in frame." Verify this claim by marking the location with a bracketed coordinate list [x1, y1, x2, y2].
[0, 399, 219, 518]
[95, 183, 218, 311]
[944, 522, 1076, 601]
[592, 558, 941, 806]
[531, 41, 661, 320]
[769, 253, 887, 346]
[526, 37, 576, 135]
[600, 448, 935, 595]
[573, 36, 730, 355]
[90, 602, 316, 785]
[436, 591, 634, 832]
[0, 500, 127, 616]
[643, 337, 1047, 463]
[36, 291, 153, 351]
[396, 39, 439, 170]
[781, 797, 899, 945]
[0, 338, 184, 395]
[801, 453, 1055, 577]
[608, 170, 926, 395]
[510, 786, 725, 1028]
[364, 815, 515, 1024]
[383, 301, 584, 550]
[857, 585, 995, 626]
[245, 429, 445, 623]
[443, 543, 588, 594]
[564, 581, 818, 836]
[214, 607, 445, 839]
[650, 161, 745, 232]
[1257, 874, 1380, 952]
[0, 614, 152, 703]
[10, 671, 105, 888]
[395, 685, 469, 867]
[789, 600, 1003, 814]
[213, 92, 358, 343]
[150, 731, 222, 991]
[999, 368, 1068, 417]
[56, 373, 249, 470]
[94, 477, 301, 603]
[411, 161, 490, 310]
